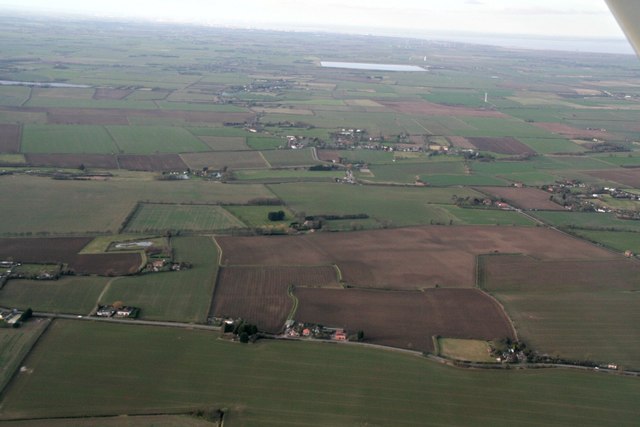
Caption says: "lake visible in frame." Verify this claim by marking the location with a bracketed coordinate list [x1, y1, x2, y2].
[320, 62, 426, 72]
[0, 80, 91, 88]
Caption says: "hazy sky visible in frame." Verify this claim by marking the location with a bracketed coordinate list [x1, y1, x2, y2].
[0, 0, 626, 39]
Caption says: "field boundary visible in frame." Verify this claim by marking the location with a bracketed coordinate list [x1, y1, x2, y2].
[258, 151, 272, 168]
[0, 318, 52, 400]
[286, 284, 298, 320]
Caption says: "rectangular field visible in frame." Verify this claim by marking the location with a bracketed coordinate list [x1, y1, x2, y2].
[467, 137, 536, 155]
[476, 186, 565, 210]
[0, 124, 21, 153]
[124, 204, 245, 233]
[180, 151, 268, 170]
[197, 136, 250, 151]
[117, 154, 187, 171]
[105, 126, 209, 154]
[0, 319, 50, 394]
[268, 182, 485, 228]
[260, 148, 319, 167]
[21, 124, 117, 154]
[211, 265, 340, 333]
[1, 320, 638, 425]
[25, 153, 119, 169]
[0, 276, 110, 314]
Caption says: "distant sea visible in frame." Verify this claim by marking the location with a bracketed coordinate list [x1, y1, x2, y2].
[432, 33, 634, 55]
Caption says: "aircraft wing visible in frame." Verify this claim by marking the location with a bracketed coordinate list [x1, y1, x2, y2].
[606, 0, 640, 56]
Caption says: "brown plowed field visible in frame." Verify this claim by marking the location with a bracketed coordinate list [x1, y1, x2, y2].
[533, 123, 610, 140]
[46, 108, 254, 125]
[0, 124, 21, 153]
[381, 101, 505, 118]
[117, 154, 188, 171]
[25, 153, 119, 169]
[93, 88, 133, 100]
[210, 266, 340, 333]
[294, 288, 515, 352]
[479, 255, 640, 292]
[316, 150, 342, 162]
[0, 237, 141, 275]
[467, 137, 536, 155]
[476, 186, 564, 210]
[585, 169, 640, 187]
[446, 136, 475, 149]
[217, 226, 615, 289]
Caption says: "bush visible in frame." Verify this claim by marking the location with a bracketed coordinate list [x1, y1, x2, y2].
[267, 210, 285, 221]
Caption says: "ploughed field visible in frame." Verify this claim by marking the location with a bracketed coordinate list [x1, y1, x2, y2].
[477, 186, 565, 210]
[480, 254, 640, 368]
[0, 123, 21, 153]
[294, 288, 515, 352]
[0, 238, 141, 276]
[216, 226, 616, 289]
[210, 265, 340, 333]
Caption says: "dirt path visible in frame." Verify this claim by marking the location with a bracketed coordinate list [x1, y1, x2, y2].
[89, 277, 118, 315]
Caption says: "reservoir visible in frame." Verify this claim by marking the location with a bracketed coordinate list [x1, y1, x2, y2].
[0, 80, 90, 88]
[320, 61, 426, 72]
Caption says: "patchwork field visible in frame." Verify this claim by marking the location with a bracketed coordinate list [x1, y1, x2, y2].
[124, 204, 245, 233]
[99, 236, 218, 322]
[480, 255, 640, 368]
[211, 265, 340, 332]
[295, 287, 514, 352]
[477, 186, 564, 210]
[0, 237, 142, 275]
[2, 321, 638, 425]
[0, 174, 271, 235]
[217, 226, 616, 289]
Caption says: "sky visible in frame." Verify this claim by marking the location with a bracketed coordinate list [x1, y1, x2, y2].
[0, 0, 628, 41]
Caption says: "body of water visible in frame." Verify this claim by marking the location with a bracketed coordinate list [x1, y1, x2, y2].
[320, 61, 426, 71]
[0, 80, 90, 88]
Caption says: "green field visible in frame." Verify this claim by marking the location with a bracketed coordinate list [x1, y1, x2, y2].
[234, 169, 343, 182]
[442, 206, 535, 226]
[224, 205, 294, 227]
[534, 211, 640, 232]
[21, 125, 117, 154]
[260, 148, 319, 167]
[98, 236, 218, 322]
[0, 319, 50, 394]
[269, 182, 485, 227]
[124, 204, 245, 233]
[572, 230, 640, 253]
[1, 320, 639, 425]
[437, 338, 495, 363]
[0, 277, 109, 314]
[105, 126, 208, 154]
[0, 175, 271, 235]
[0, 86, 31, 107]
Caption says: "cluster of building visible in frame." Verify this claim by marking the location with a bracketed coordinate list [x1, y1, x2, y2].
[0, 307, 27, 327]
[95, 305, 139, 318]
[144, 258, 188, 273]
[284, 320, 347, 341]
